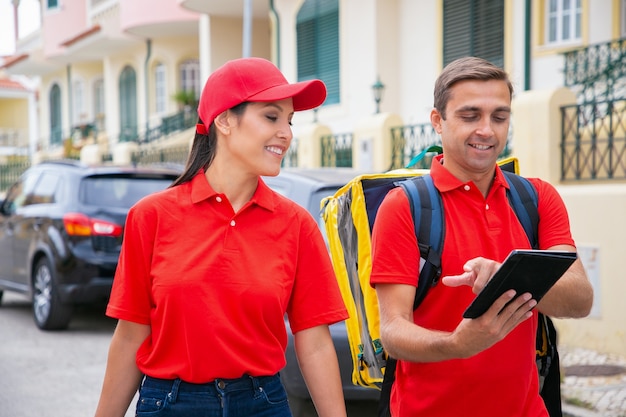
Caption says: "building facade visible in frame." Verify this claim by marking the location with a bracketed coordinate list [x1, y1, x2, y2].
[1, 0, 625, 355]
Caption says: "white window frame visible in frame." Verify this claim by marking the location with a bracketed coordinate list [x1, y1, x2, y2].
[179, 59, 200, 101]
[546, 0, 582, 45]
[72, 79, 85, 126]
[93, 78, 105, 131]
[155, 63, 167, 115]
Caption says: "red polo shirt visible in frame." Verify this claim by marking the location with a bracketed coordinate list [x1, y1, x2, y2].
[107, 170, 348, 383]
[371, 156, 574, 417]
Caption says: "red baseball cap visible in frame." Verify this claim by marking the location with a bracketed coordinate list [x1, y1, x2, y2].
[197, 57, 327, 133]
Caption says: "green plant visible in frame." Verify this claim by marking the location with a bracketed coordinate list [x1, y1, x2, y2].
[173, 90, 197, 108]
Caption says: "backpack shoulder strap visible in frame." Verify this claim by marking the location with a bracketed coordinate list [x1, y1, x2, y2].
[397, 174, 443, 310]
[501, 171, 539, 249]
[378, 174, 443, 417]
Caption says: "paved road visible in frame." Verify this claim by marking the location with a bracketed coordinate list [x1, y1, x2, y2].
[0, 292, 377, 417]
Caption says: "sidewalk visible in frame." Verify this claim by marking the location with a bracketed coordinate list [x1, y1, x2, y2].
[560, 346, 626, 417]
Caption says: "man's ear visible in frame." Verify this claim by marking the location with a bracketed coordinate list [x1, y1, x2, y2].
[430, 108, 443, 134]
[214, 111, 231, 135]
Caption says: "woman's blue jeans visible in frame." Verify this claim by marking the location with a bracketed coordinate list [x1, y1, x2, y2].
[136, 374, 293, 417]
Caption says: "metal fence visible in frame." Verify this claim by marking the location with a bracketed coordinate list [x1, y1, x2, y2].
[563, 37, 626, 104]
[282, 138, 298, 168]
[561, 98, 626, 180]
[321, 133, 353, 167]
[0, 158, 31, 194]
[390, 123, 442, 170]
[131, 145, 189, 167]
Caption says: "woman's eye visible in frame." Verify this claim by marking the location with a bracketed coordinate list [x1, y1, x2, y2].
[266, 115, 278, 122]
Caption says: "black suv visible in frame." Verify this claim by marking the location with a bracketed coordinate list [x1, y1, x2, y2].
[0, 160, 180, 330]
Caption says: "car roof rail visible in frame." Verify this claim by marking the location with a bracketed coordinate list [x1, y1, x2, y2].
[38, 159, 87, 168]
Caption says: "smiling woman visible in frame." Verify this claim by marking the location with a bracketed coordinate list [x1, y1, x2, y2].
[94, 58, 351, 417]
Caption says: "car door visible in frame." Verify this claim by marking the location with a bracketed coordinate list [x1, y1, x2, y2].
[0, 171, 39, 290]
[11, 171, 62, 286]
[0, 183, 19, 285]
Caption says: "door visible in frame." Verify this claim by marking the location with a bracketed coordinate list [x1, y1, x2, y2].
[0, 171, 39, 290]
[49, 84, 62, 146]
[119, 66, 138, 142]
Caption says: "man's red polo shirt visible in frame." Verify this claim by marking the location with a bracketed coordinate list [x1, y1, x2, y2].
[371, 157, 574, 417]
[107, 170, 348, 383]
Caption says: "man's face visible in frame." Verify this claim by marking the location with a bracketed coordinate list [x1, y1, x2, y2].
[430, 79, 511, 181]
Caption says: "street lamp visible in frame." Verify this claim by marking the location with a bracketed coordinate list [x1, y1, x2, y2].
[371, 76, 385, 114]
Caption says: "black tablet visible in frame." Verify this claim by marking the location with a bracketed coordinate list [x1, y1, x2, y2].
[462, 249, 578, 319]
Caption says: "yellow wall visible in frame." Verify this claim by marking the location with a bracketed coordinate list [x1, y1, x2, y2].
[0, 98, 29, 130]
[513, 88, 626, 356]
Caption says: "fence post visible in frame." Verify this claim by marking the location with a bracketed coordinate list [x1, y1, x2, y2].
[112, 142, 140, 165]
[295, 123, 332, 168]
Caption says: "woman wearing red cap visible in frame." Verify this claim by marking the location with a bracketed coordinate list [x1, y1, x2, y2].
[94, 58, 348, 417]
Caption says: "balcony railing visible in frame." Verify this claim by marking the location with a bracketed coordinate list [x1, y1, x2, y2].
[123, 108, 197, 144]
[563, 37, 626, 104]
[0, 129, 29, 156]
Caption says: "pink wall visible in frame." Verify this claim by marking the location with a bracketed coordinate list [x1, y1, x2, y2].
[120, 0, 198, 32]
[42, 0, 87, 58]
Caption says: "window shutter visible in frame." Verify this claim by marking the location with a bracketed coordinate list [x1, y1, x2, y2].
[297, 0, 340, 105]
[443, 0, 504, 68]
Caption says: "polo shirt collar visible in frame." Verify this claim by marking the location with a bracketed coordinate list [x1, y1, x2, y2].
[430, 154, 508, 192]
[189, 169, 275, 211]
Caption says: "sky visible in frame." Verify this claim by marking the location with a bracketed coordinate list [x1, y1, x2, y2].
[0, 0, 41, 56]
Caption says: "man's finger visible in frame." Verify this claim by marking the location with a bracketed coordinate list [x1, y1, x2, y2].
[442, 272, 474, 287]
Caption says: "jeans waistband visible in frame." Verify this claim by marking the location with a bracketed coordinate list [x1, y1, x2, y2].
[143, 374, 279, 393]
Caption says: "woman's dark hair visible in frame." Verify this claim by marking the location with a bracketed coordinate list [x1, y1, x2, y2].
[170, 102, 249, 187]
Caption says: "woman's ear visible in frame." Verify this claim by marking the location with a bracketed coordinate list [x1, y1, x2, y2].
[214, 111, 231, 135]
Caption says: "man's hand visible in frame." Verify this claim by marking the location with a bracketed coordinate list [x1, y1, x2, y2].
[441, 257, 501, 294]
[448, 289, 536, 358]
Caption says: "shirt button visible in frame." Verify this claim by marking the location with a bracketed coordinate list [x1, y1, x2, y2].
[216, 196, 222, 203]
[464, 185, 470, 191]
[485, 204, 490, 210]
[230, 220, 236, 227]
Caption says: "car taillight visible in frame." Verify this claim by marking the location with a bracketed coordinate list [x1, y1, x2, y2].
[63, 213, 123, 237]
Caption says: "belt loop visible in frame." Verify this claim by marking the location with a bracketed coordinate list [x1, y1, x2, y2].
[250, 375, 260, 392]
[167, 378, 182, 404]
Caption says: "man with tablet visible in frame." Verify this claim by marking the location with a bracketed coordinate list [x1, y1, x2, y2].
[370, 57, 594, 417]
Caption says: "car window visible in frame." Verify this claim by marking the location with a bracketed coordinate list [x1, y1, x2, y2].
[31, 172, 61, 205]
[81, 176, 174, 208]
[3, 171, 40, 213]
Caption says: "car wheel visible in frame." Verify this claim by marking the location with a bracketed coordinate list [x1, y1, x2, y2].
[32, 257, 73, 330]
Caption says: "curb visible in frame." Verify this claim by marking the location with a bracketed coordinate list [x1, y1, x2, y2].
[562, 403, 604, 417]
